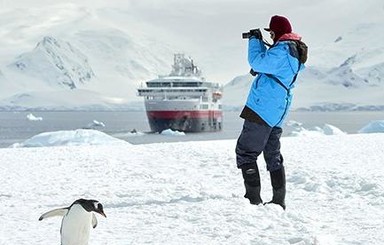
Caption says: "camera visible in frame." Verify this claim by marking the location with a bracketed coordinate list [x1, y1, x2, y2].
[242, 28, 261, 39]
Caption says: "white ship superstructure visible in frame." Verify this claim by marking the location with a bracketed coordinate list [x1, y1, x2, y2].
[137, 54, 223, 132]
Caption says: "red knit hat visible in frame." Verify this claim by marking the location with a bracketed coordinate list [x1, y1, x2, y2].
[264, 15, 292, 41]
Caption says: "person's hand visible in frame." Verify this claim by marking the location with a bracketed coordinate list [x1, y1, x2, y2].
[249, 29, 262, 39]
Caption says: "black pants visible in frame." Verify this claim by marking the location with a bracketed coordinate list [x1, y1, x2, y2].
[236, 119, 283, 172]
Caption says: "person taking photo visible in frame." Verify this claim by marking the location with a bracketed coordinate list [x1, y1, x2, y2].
[236, 15, 307, 210]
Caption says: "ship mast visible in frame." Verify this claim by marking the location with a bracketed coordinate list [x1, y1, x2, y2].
[169, 54, 202, 77]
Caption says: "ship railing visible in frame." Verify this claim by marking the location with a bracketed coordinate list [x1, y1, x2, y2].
[138, 87, 208, 94]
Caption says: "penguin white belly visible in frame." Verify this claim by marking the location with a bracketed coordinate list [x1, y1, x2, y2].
[61, 204, 93, 245]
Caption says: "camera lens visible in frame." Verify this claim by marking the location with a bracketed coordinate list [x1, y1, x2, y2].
[242, 32, 250, 39]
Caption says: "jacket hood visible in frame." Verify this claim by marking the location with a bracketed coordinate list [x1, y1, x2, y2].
[278, 33, 302, 42]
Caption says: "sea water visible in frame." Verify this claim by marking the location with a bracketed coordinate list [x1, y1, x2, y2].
[0, 111, 383, 148]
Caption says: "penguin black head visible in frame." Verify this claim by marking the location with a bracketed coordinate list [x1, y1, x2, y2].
[73, 199, 107, 218]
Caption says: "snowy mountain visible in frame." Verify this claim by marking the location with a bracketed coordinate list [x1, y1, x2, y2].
[11, 36, 95, 89]
[0, 0, 383, 111]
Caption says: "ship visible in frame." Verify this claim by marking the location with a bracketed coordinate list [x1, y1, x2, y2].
[137, 54, 223, 133]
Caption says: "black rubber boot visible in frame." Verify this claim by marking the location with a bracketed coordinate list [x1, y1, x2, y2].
[241, 164, 263, 205]
[266, 167, 286, 210]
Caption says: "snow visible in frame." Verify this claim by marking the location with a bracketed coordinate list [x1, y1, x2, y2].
[160, 129, 186, 136]
[0, 131, 383, 244]
[10, 129, 129, 148]
[26, 113, 43, 121]
[11, 36, 95, 89]
[288, 122, 346, 137]
[358, 120, 384, 133]
[0, 1, 383, 243]
[84, 120, 106, 129]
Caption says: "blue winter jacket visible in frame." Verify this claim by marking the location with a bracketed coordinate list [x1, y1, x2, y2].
[245, 35, 304, 127]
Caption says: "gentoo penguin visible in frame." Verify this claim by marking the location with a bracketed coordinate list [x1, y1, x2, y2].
[39, 198, 106, 245]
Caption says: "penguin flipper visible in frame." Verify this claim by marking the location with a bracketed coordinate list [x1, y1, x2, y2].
[92, 213, 98, 228]
[39, 208, 68, 221]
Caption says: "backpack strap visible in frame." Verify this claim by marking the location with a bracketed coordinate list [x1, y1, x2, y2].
[265, 62, 301, 94]
[265, 74, 290, 92]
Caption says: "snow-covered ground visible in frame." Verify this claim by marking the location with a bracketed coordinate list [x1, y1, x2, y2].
[1, 129, 384, 244]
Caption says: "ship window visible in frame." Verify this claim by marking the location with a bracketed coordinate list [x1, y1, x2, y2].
[200, 104, 209, 109]
[168, 82, 203, 87]
[146, 82, 172, 87]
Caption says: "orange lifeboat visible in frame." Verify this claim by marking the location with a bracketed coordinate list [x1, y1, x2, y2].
[212, 91, 222, 100]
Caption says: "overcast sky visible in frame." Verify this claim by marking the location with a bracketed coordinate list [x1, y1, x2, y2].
[3, 0, 381, 48]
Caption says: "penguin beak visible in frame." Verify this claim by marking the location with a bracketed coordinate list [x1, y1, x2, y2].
[99, 210, 107, 218]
